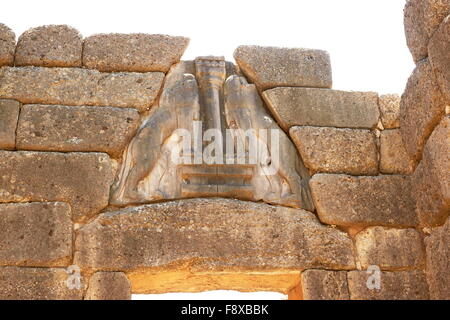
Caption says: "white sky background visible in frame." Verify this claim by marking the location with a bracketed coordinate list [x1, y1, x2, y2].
[2, 0, 413, 94]
[1, 0, 412, 300]
[132, 291, 287, 300]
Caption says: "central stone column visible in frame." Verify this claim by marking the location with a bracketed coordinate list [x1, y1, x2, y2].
[195, 56, 226, 136]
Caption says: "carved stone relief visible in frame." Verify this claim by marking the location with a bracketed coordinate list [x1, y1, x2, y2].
[110, 57, 314, 211]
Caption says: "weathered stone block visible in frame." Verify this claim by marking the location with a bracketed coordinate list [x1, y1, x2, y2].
[348, 270, 429, 300]
[0, 66, 164, 111]
[421, 0, 450, 36]
[379, 94, 401, 129]
[0, 151, 114, 222]
[400, 60, 446, 162]
[301, 270, 349, 300]
[290, 126, 378, 175]
[429, 14, 450, 102]
[0, 202, 72, 267]
[263, 88, 379, 131]
[0, 24, 15, 66]
[92, 71, 164, 111]
[380, 129, 415, 174]
[425, 217, 450, 299]
[0, 267, 83, 300]
[309, 174, 418, 228]
[85, 272, 131, 300]
[15, 25, 82, 67]
[83, 34, 189, 73]
[404, 0, 450, 63]
[404, 0, 430, 63]
[75, 198, 355, 271]
[0, 99, 20, 150]
[412, 116, 450, 227]
[234, 45, 332, 90]
[355, 227, 425, 270]
[16, 104, 140, 157]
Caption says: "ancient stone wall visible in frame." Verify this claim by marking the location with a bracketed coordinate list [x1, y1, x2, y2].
[0, 0, 448, 300]
[403, 0, 450, 300]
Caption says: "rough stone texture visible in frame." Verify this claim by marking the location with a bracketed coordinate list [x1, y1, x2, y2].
[0, 202, 72, 267]
[404, 0, 430, 63]
[421, 0, 450, 36]
[379, 94, 401, 129]
[380, 129, 415, 174]
[425, 217, 450, 299]
[0, 267, 83, 300]
[310, 174, 418, 228]
[355, 227, 425, 270]
[75, 198, 355, 271]
[83, 34, 189, 73]
[300, 270, 349, 300]
[290, 126, 378, 175]
[0, 24, 15, 66]
[429, 14, 450, 102]
[0, 99, 20, 150]
[400, 60, 446, 162]
[15, 25, 82, 67]
[0, 66, 164, 112]
[348, 270, 429, 300]
[234, 45, 332, 90]
[404, 0, 450, 63]
[263, 88, 379, 131]
[85, 272, 131, 300]
[412, 116, 450, 227]
[16, 104, 140, 158]
[0, 151, 114, 222]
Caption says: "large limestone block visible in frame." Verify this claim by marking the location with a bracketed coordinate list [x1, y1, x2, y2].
[300, 270, 349, 300]
[380, 129, 415, 174]
[263, 88, 379, 131]
[15, 25, 82, 67]
[0, 151, 115, 222]
[412, 116, 450, 227]
[404, 0, 450, 63]
[309, 174, 418, 228]
[0, 24, 15, 66]
[348, 270, 429, 300]
[234, 45, 332, 90]
[0, 66, 164, 111]
[16, 104, 140, 157]
[83, 33, 189, 73]
[379, 94, 401, 129]
[85, 272, 131, 300]
[429, 14, 450, 102]
[290, 126, 378, 175]
[0, 202, 72, 267]
[0, 267, 83, 300]
[355, 227, 425, 270]
[421, 0, 450, 36]
[425, 217, 450, 299]
[0, 99, 20, 150]
[400, 60, 446, 162]
[75, 198, 355, 271]
[404, 0, 428, 63]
